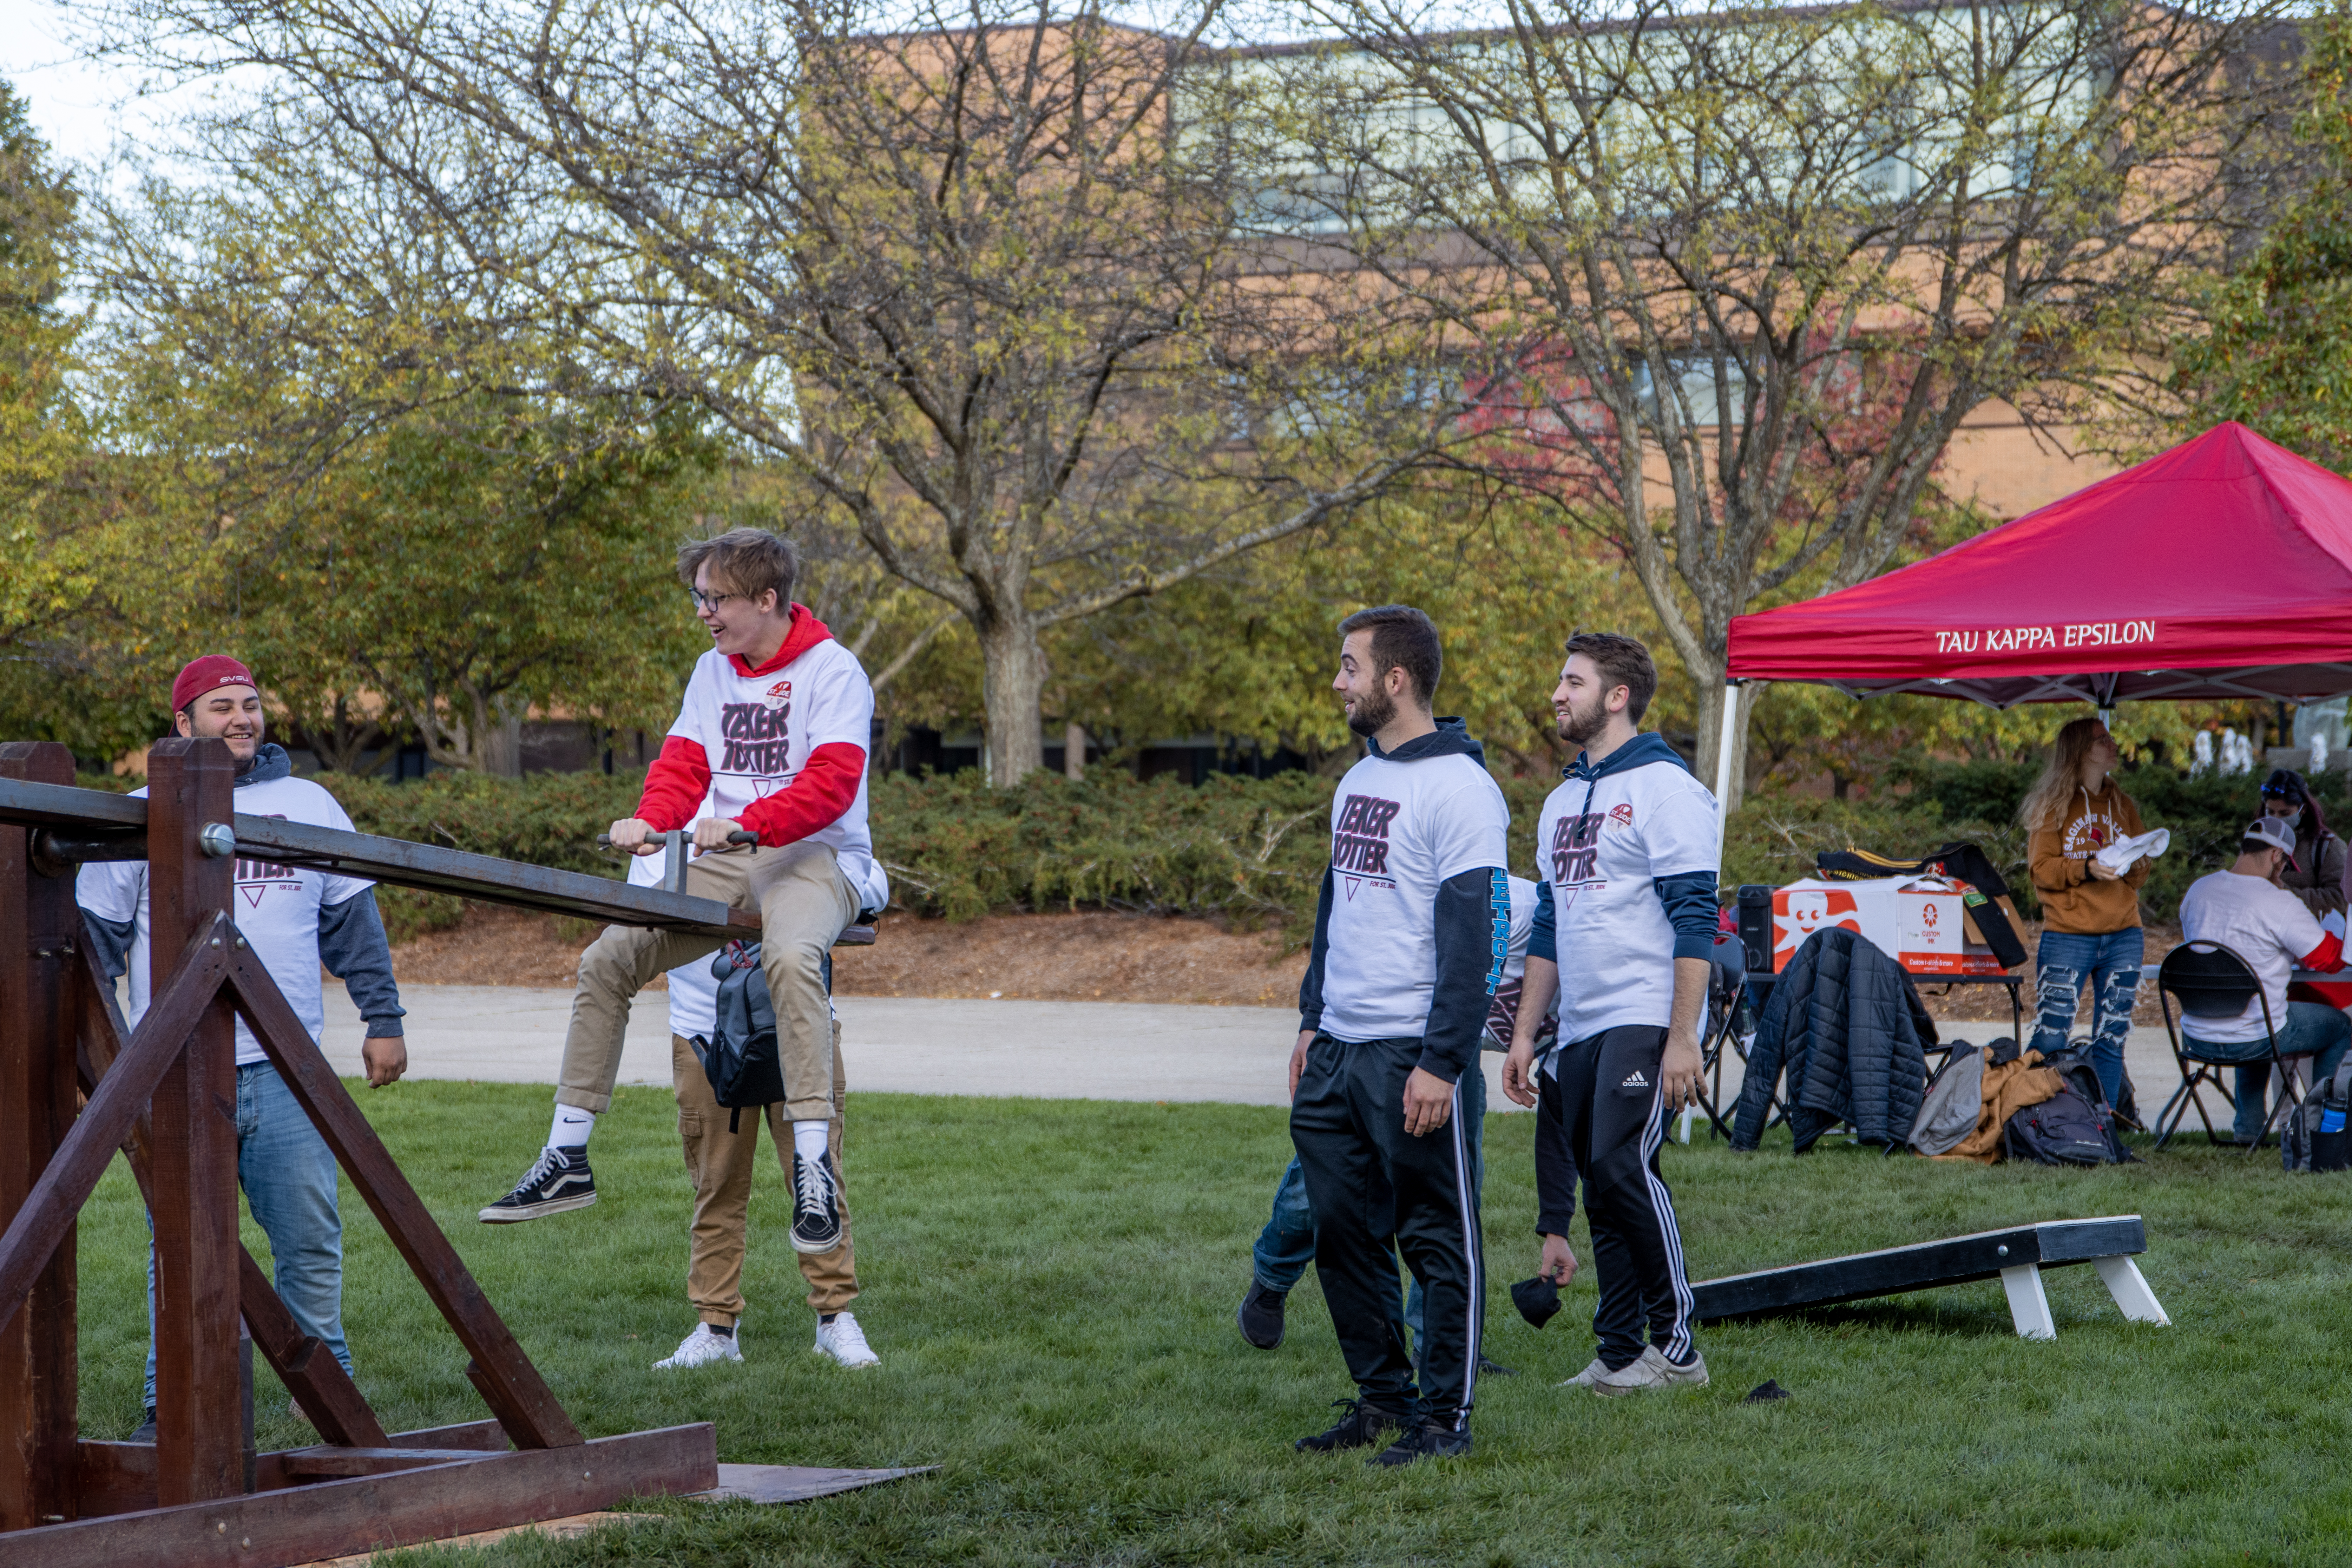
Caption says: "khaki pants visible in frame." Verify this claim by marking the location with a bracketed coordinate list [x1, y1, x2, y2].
[558, 840, 859, 1122]
[672, 1028, 859, 1323]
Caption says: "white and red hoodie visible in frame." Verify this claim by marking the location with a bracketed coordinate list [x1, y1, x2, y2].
[637, 605, 880, 906]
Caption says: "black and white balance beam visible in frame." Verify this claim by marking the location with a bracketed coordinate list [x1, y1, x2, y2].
[1688, 1215, 2168, 1341]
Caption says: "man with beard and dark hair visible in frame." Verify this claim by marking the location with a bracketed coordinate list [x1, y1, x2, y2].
[1501, 631, 1718, 1398]
[1283, 604, 1508, 1467]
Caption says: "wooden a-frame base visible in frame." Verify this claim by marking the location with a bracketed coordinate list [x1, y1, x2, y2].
[0, 741, 716, 1567]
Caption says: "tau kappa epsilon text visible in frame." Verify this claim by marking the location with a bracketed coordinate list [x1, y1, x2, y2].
[1934, 620, 2158, 655]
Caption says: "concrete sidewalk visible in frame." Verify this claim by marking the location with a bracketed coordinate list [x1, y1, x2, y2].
[310, 983, 1516, 1109]
[311, 982, 2229, 1119]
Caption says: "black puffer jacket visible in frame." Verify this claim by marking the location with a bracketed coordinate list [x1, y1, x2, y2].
[1732, 927, 1937, 1152]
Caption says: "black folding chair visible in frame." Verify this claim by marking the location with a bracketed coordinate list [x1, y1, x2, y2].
[1697, 932, 1764, 1141]
[2154, 939, 2300, 1153]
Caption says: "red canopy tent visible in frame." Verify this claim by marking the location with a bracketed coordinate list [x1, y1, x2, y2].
[1710, 420, 2352, 818]
[1727, 421, 2352, 711]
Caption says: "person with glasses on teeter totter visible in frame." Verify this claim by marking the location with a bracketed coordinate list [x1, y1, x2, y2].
[480, 530, 882, 1366]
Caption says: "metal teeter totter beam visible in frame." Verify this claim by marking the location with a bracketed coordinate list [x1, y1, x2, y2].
[0, 741, 721, 1567]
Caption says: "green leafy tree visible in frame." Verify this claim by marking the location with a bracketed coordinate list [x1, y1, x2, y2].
[2175, 4, 2352, 467]
[93, 146, 719, 771]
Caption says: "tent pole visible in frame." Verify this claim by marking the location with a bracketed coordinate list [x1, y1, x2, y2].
[1713, 680, 1741, 865]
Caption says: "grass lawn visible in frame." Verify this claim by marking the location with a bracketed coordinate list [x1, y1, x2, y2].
[70, 1082, 2352, 1566]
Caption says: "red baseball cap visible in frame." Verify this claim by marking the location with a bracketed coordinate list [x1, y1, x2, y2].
[171, 655, 259, 714]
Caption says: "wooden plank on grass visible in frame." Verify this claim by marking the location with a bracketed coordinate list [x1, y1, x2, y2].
[0, 1424, 716, 1568]
[225, 947, 582, 1451]
[1690, 1216, 2150, 1323]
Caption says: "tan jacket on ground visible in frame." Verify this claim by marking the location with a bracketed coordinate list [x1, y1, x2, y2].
[1932, 1050, 2065, 1165]
[2029, 783, 2148, 935]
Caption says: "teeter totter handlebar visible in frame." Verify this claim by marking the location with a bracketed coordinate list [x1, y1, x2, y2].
[596, 825, 878, 946]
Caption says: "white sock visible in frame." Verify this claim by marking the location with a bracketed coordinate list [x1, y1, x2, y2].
[549, 1106, 597, 1150]
[792, 1120, 829, 1162]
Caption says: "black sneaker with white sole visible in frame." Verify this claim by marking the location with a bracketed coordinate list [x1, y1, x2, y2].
[1294, 1398, 1408, 1453]
[478, 1146, 597, 1223]
[790, 1150, 844, 1253]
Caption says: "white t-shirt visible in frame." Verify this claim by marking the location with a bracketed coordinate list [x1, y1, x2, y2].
[78, 774, 373, 1066]
[671, 638, 877, 895]
[2178, 869, 2327, 1044]
[1539, 748, 1720, 1049]
[1317, 749, 1511, 1043]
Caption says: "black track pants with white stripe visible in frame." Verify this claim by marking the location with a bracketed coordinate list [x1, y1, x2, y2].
[1290, 1031, 1482, 1431]
[1536, 1025, 1696, 1373]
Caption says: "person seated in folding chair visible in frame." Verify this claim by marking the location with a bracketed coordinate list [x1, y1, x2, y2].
[480, 527, 878, 1263]
[78, 656, 408, 1442]
[1236, 873, 1552, 1354]
[2176, 816, 2352, 1145]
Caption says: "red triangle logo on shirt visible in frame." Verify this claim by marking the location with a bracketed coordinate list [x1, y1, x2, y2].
[1343, 876, 1361, 901]
[240, 885, 267, 909]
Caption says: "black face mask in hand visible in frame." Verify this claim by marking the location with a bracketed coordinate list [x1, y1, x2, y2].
[1510, 1276, 1562, 1330]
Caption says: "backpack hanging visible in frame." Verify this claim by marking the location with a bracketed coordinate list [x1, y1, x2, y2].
[2283, 1058, 2352, 1173]
[689, 941, 785, 1133]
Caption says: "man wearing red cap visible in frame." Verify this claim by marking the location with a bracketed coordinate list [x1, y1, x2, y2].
[79, 655, 408, 1440]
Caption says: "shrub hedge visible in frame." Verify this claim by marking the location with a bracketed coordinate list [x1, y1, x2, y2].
[90, 752, 2337, 945]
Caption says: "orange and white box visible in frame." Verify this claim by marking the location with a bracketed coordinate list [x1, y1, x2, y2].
[1772, 877, 2004, 976]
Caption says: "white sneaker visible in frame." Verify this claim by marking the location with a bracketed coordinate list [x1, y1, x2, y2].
[655, 1323, 743, 1370]
[813, 1311, 879, 1369]
[1561, 1356, 1610, 1389]
[1592, 1345, 1708, 1398]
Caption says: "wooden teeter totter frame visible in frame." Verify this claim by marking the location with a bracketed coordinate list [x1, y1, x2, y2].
[1689, 1215, 2172, 1341]
[0, 739, 760, 1566]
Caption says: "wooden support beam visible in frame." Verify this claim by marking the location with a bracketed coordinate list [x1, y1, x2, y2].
[0, 923, 230, 1341]
[383, 1420, 508, 1452]
[274, 1447, 502, 1480]
[1, 1424, 717, 1568]
[71, 951, 391, 1451]
[142, 740, 244, 1507]
[0, 743, 78, 1530]
[226, 948, 583, 1450]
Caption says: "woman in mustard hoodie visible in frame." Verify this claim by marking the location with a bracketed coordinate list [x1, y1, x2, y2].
[2022, 717, 2153, 1110]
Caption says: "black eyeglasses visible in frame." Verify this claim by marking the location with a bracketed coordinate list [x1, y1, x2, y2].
[685, 588, 742, 612]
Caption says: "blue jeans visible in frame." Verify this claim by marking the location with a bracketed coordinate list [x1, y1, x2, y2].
[146, 1063, 349, 1408]
[2186, 1000, 2352, 1143]
[2031, 928, 2146, 1107]
[1253, 1054, 1487, 1340]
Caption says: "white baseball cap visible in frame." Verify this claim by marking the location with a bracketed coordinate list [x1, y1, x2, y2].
[2245, 816, 2300, 868]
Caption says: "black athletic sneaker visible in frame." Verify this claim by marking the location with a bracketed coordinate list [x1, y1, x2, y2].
[1371, 1420, 1473, 1467]
[1295, 1398, 1407, 1453]
[1237, 1280, 1287, 1350]
[130, 1407, 157, 1444]
[790, 1150, 845, 1253]
[1477, 1354, 1519, 1377]
[478, 1146, 597, 1224]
